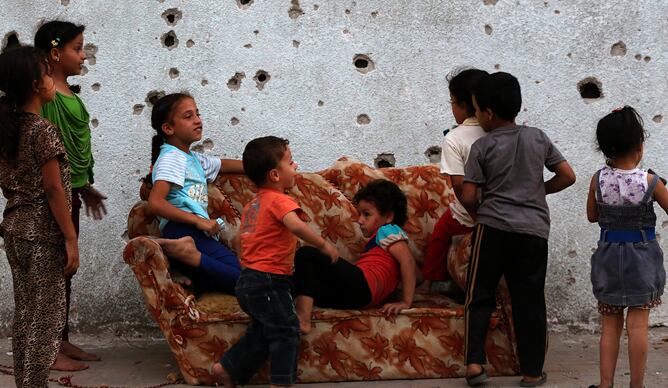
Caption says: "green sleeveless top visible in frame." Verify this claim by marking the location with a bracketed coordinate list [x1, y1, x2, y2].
[41, 92, 93, 188]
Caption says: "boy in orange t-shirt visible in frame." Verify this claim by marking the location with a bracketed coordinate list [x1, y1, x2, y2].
[213, 136, 339, 388]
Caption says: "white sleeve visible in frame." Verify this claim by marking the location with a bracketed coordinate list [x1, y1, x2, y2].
[193, 152, 222, 182]
[153, 150, 187, 187]
[440, 134, 465, 176]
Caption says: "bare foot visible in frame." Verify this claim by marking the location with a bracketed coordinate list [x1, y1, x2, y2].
[155, 236, 201, 267]
[60, 340, 101, 361]
[51, 352, 89, 371]
[212, 362, 236, 387]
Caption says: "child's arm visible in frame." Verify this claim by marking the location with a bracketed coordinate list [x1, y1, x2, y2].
[651, 174, 668, 214]
[460, 181, 480, 220]
[586, 174, 599, 223]
[282, 211, 339, 262]
[220, 159, 244, 174]
[41, 158, 79, 276]
[545, 160, 576, 194]
[450, 175, 465, 202]
[147, 180, 220, 235]
[381, 240, 417, 315]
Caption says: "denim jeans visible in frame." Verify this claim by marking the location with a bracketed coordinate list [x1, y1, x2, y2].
[220, 268, 300, 386]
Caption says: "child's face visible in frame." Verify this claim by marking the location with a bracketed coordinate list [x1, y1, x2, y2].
[272, 146, 298, 190]
[163, 98, 202, 145]
[450, 93, 469, 125]
[53, 33, 86, 77]
[472, 95, 493, 132]
[356, 199, 393, 238]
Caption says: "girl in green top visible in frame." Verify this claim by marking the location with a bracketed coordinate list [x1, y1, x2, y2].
[35, 20, 106, 372]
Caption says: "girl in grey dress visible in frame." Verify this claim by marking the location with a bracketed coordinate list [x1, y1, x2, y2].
[586, 106, 667, 388]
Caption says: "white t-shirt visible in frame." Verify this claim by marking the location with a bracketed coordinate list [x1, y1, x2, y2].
[440, 117, 486, 227]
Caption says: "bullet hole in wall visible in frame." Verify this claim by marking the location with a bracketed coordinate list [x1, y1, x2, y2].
[186, 39, 195, 48]
[253, 30, 260, 35]
[162, 30, 178, 50]
[554, 9, 560, 15]
[133, 104, 145, 115]
[145, 90, 166, 106]
[2, 31, 19, 50]
[254, 70, 270, 90]
[227, 72, 246, 91]
[345, 9, 351, 15]
[201, 79, 209, 86]
[230, 117, 240, 126]
[577, 77, 603, 100]
[91, 118, 99, 128]
[202, 138, 214, 150]
[161, 8, 182, 26]
[292, 40, 300, 48]
[357, 114, 371, 125]
[80, 65, 88, 76]
[371, 11, 378, 18]
[353, 54, 375, 74]
[244, 43, 252, 48]
[644, 56, 651, 62]
[84, 43, 98, 65]
[169, 67, 180, 79]
[483, 0, 498, 5]
[635, 54, 642, 61]
[288, 0, 304, 19]
[374, 153, 395, 168]
[61, 0, 70, 5]
[653, 115, 663, 123]
[317, 100, 324, 107]
[494, 64, 500, 70]
[236, 0, 254, 10]
[484, 24, 493, 35]
[313, 4, 319, 10]
[424, 146, 442, 164]
[91, 83, 101, 91]
[610, 41, 626, 56]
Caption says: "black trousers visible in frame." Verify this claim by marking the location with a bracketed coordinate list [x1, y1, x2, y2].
[464, 224, 548, 376]
[294, 246, 372, 309]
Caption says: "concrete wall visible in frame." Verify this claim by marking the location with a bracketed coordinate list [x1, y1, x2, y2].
[1, 0, 667, 335]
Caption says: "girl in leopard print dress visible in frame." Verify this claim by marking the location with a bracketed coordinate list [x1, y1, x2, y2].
[0, 46, 79, 388]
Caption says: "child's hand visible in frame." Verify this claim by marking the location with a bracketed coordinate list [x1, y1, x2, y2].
[380, 301, 411, 315]
[196, 218, 221, 237]
[64, 237, 80, 277]
[81, 185, 108, 220]
[322, 241, 339, 264]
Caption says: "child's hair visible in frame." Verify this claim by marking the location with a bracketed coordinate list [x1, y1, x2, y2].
[353, 179, 408, 227]
[242, 136, 290, 187]
[34, 20, 85, 55]
[596, 106, 646, 160]
[149, 93, 193, 166]
[0, 45, 49, 161]
[447, 67, 489, 117]
[473, 72, 522, 121]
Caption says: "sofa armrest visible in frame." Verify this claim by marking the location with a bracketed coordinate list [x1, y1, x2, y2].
[123, 237, 200, 321]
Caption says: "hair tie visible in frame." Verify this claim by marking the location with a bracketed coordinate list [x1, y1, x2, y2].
[50, 37, 61, 48]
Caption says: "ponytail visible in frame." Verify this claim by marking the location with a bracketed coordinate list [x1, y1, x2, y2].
[151, 134, 165, 166]
[0, 46, 48, 162]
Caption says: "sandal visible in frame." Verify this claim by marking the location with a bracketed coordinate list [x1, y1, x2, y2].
[519, 371, 547, 387]
[466, 367, 489, 386]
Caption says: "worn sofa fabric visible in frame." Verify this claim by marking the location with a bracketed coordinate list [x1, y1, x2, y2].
[123, 157, 519, 384]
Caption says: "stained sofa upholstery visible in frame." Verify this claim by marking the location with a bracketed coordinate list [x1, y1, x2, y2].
[123, 157, 519, 385]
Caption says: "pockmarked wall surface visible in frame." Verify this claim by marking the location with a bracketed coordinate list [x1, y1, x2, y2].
[0, 0, 666, 334]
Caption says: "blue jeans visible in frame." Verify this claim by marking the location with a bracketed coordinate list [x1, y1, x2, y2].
[162, 221, 241, 295]
[220, 268, 300, 386]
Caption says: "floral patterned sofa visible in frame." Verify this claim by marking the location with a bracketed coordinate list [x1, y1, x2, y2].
[123, 157, 519, 385]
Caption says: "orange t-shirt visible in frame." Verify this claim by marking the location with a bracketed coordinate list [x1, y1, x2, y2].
[240, 188, 301, 275]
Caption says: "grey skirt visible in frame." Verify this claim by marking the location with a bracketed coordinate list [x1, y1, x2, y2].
[591, 240, 666, 307]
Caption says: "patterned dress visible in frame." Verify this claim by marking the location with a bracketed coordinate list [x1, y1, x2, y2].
[0, 113, 72, 388]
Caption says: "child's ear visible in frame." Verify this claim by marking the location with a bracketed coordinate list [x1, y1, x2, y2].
[49, 47, 60, 63]
[268, 168, 280, 183]
[161, 122, 174, 136]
